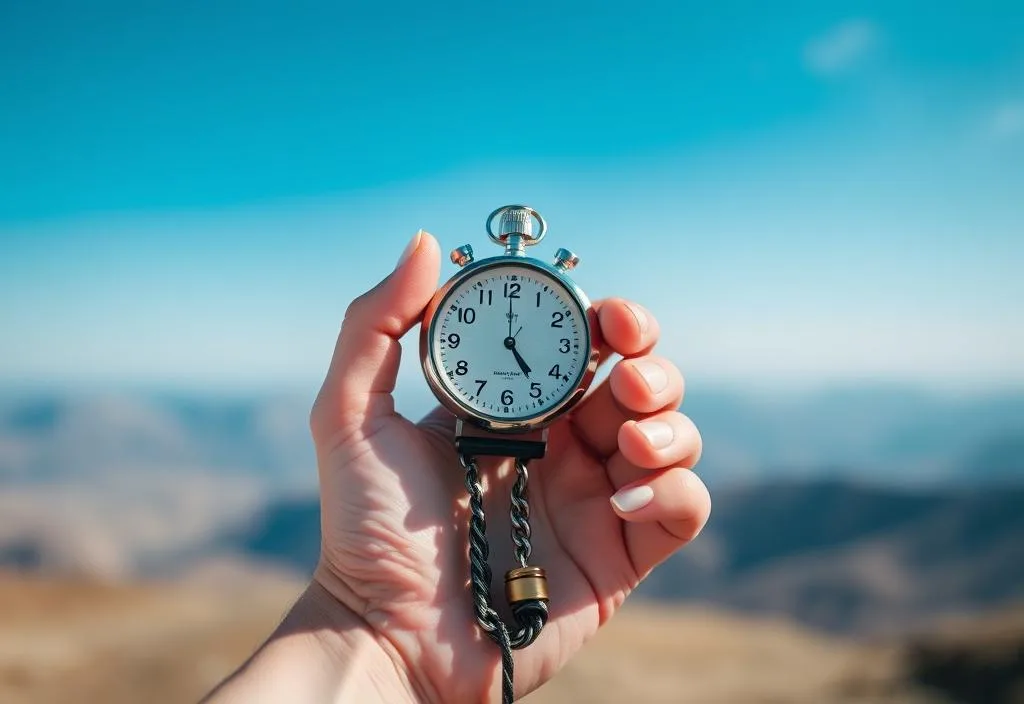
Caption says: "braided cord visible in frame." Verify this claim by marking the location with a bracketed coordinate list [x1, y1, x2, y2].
[461, 455, 549, 703]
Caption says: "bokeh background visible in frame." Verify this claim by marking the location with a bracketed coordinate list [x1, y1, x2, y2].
[1, 2, 1022, 703]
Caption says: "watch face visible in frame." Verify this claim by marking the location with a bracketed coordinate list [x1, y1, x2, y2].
[427, 262, 590, 424]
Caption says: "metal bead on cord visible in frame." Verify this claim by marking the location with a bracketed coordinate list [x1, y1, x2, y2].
[460, 455, 549, 704]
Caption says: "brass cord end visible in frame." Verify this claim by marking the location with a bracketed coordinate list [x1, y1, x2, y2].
[505, 566, 549, 604]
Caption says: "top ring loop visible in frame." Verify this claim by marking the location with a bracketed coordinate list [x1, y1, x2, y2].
[485, 205, 547, 246]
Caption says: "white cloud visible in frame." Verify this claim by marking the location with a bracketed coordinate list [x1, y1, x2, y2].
[987, 102, 1024, 140]
[804, 19, 878, 76]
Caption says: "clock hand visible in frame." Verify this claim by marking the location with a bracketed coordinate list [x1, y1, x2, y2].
[510, 344, 532, 378]
[508, 293, 513, 339]
[512, 326, 522, 340]
[503, 335, 532, 378]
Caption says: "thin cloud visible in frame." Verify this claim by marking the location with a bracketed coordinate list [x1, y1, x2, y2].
[988, 102, 1024, 140]
[804, 20, 878, 76]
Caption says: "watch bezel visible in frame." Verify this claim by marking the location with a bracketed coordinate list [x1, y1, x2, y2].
[419, 255, 601, 433]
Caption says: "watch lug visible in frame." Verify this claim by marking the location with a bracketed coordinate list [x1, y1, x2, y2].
[454, 421, 549, 460]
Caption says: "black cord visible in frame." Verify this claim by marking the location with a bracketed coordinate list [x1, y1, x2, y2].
[461, 455, 549, 703]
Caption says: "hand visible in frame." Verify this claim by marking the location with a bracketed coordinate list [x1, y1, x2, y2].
[312, 230, 708, 701]
[210, 230, 710, 703]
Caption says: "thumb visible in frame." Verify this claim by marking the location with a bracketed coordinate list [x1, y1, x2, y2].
[312, 230, 440, 437]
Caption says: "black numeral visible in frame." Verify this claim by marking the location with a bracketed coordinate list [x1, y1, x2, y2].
[447, 333, 461, 348]
[551, 311, 564, 327]
[474, 379, 487, 395]
[536, 291, 541, 307]
[479, 289, 493, 306]
[558, 338, 570, 353]
[501, 389, 514, 405]
[455, 360, 468, 376]
[503, 282, 521, 298]
[530, 382, 542, 399]
[457, 307, 476, 324]
[548, 364, 561, 378]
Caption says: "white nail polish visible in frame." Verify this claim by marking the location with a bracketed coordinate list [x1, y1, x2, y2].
[637, 420, 673, 449]
[396, 230, 423, 269]
[610, 485, 654, 513]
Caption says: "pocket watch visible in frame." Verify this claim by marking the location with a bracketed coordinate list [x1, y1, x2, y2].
[419, 205, 600, 703]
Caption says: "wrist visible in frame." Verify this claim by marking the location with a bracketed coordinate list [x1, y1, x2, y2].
[204, 581, 420, 704]
[295, 581, 423, 703]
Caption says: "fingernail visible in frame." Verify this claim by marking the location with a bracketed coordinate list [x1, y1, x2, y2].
[611, 485, 655, 513]
[626, 302, 649, 335]
[636, 420, 673, 449]
[632, 359, 668, 393]
[396, 230, 423, 269]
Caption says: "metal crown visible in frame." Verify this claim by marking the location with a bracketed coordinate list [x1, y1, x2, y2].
[498, 208, 533, 239]
[486, 205, 547, 255]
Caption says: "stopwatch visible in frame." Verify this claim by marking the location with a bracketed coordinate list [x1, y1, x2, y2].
[419, 205, 600, 703]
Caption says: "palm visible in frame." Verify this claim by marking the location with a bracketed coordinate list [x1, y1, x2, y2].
[316, 401, 691, 702]
[310, 233, 707, 703]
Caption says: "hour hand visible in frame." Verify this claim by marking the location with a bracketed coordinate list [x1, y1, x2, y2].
[504, 336, 531, 378]
[511, 346, 532, 378]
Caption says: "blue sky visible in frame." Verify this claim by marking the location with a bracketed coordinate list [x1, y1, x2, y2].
[1, 1, 1022, 395]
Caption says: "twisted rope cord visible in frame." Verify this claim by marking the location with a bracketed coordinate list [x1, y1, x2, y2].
[461, 455, 549, 703]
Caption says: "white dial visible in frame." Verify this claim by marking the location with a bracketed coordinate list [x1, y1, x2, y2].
[429, 263, 588, 422]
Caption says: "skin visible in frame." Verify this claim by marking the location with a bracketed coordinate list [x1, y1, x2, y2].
[205, 231, 710, 703]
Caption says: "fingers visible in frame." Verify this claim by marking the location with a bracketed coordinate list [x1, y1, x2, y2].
[311, 231, 441, 442]
[592, 298, 660, 364]
[616, 411, 702, 471]
[604, 410, 701, 490]
[570, 355, 684, 457]
[610, 467, 711, 577]
[603, 411, 707, 577]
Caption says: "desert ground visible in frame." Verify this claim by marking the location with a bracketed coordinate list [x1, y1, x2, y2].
[6, 570, 1012, 704]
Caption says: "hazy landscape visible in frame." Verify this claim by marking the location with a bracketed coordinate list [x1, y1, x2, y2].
[4, 569, 1021, 704]
[0, 387, 1022, 703]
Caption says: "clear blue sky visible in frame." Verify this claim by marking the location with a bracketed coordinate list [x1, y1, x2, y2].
[1, 1, 1022, 394]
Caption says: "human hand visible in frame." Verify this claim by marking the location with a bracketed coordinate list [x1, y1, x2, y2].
[307, 230, 710, 703]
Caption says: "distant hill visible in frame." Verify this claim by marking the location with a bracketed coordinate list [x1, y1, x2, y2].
[0, 393, 315, 487]
[223, 480, 1024, 636]
[639, 481, 1024, 633]
[2, 387, 1022, 487]
[682, 385, 1024, 485]
[1, 389, 1022, 634]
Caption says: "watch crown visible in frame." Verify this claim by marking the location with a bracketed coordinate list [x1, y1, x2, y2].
[486, 205, 547, 255]
[553, 247, 580, 272]
[450, 244, 474, 267]
[498, 208, 533, 240]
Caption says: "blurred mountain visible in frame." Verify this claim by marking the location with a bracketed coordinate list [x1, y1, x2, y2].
[1, 386, 1022, 487]
[0, 393, 315, 487]
[1, 388, 1022, 633]
[639, 481, 1024, 633]
[219, 480, 1024, 636]
[681, 385, 1024, 485]
[0, 392, 314, 578]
